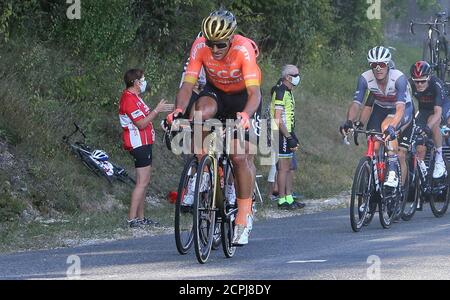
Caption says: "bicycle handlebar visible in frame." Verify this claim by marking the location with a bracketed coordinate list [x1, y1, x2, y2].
[410, 20, 447, 35]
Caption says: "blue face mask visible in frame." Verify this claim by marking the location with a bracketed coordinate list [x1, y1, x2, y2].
[139, 80, 147, 93]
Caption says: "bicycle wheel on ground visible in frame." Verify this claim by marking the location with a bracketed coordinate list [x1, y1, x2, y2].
[429, 157, 450, 217]
[220, 161, 236, 258]
[174, 156, 197, 255]
[402, 166, 420, 221]
[350, 157, 374, 232]
[212, 223, 221, 250]
[379, 158, 401, 229]
[193, 155, 216, 264]
[394, 157, 410, 221]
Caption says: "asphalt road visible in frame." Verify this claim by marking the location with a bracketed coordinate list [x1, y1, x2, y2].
[0, 206, 449, 280]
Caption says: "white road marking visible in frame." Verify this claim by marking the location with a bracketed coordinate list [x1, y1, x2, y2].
[287, 260, 327, 264]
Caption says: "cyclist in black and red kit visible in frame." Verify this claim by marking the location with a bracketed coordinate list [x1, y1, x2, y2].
[410, 61, 450, 179]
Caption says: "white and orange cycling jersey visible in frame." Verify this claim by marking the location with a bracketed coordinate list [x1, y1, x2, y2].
[183, 34, 261, 94]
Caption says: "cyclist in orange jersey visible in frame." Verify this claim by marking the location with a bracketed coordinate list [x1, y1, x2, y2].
[167, 9, 262, 246]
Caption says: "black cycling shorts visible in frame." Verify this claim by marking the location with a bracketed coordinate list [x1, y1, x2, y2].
[197, 83, 262, 143]
[129, 144, 152, 168]
[415, 109, 435, 128]
[278, 132, 297, 158]
[366, 103, 413, 133]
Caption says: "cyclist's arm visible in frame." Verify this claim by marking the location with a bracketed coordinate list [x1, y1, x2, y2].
[175, 82, 195, 114]
[428, 105, 442, 129]
[390, 75, 409, 128]
[176, 38, 204, 114]
[360, 92, 374, 125]
[360, 106, 372, 126]
[240, 41, 261, 116]
[347, 75, 367, 121]
[242, 85, 261, 116]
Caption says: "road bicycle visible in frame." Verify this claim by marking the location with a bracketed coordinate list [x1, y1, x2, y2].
[166, 120, 261, 262]
[410, 11, 449, 82]
[345, 128, 409, 232]
[63, 123, 135, 186]
[401, 125, 450, 220]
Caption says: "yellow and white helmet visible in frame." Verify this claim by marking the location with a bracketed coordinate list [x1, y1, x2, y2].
[201, 10, 237, 41]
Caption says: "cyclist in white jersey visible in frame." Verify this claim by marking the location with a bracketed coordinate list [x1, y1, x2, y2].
[341, 46, 413, 188]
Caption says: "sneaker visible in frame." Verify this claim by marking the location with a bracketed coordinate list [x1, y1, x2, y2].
[269, 194, 279, 202]
[231, 224, 249, 246]
[247, 213, 254, 233]
[138, 217, 159, 226]
[433, 160, 447, 178]
[226, 184, 236, 206]
[290, 201, 305, 209]
[181, 176, 196, 206]
[384, 171, 399, 188]
[127, 218, 141, 228]
[278, 202, 291, 210]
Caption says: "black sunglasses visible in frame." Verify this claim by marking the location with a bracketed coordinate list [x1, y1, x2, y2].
[205, 39, 230, 49]
[289, 74, 300, 77]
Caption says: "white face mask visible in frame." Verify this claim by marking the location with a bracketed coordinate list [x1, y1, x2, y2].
[290, 75, 300, 86]
[139, 80, 147, 93]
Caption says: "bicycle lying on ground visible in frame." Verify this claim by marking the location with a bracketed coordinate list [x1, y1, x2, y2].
[401, 124, 450, 220]
[63, 123, 135, 186]
[345, 128, 409, 232]
[410, 11, 449, 82]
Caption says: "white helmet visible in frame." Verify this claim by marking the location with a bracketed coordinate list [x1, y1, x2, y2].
[92, 150, 109, 161]
[367, 46, 391, 63]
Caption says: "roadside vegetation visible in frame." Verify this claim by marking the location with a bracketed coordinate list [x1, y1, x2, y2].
[0, 0, 437, 252]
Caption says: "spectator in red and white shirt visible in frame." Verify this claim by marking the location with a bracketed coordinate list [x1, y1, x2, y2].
[119, 68, 173, 228]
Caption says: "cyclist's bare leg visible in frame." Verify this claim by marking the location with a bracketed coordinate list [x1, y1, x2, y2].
[381, 116, 405, 181]
[429, 115, 443, 148]
[230, 140, 256, 226]
[192, 96, 218, 156]
[129, 165, 151, 220]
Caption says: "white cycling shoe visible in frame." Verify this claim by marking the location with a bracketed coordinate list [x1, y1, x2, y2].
[226, 184, 236, 206]
[384, 171, 399, 188]
[433, 160, 447, 178]
[232, 224, 249, 246]
[182, 173, 210, 206]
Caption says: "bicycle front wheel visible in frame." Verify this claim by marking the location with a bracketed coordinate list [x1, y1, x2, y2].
[402, 165, 419, 221]
[221, 160, 236, 258]
[174, 156, 197, 255]
[193, 155, 217, 264]
[350, 157, 374, 232]
[430, 158, 450, 217]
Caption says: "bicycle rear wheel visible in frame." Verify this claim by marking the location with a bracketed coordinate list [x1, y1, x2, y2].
[174, 156, 197, 255]
[193, 155, 216, 264]
[350, 157, 374, 232]
[430, 157, 450, 217]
